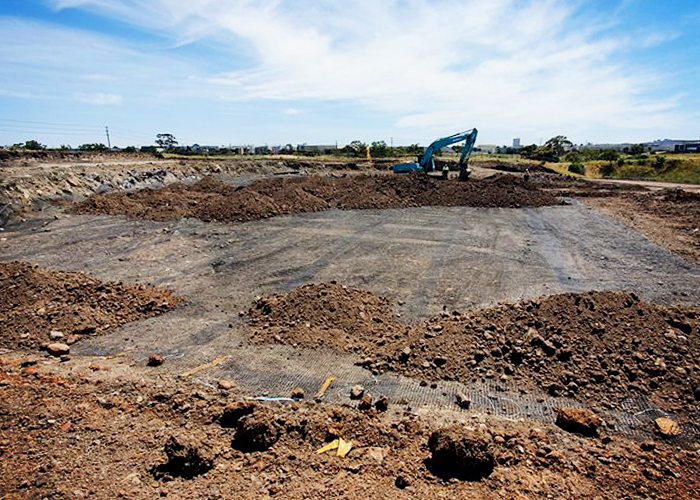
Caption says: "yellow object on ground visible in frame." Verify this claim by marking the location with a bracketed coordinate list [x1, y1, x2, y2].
[315, 375, 335, 400]
[336, 438, 353, 458]
[317, 439, 339, 454]
[316, 438, 353, 457]
[179, 355, 228, 378]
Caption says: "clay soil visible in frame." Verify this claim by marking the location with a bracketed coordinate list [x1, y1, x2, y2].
[250, 283, 700, 416]
[0, 261, 181, 351]
[2, 354, 700, 500]
[71, 173, 562, 223]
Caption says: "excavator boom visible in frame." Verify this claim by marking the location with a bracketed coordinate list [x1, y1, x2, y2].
[393, 128, 478, 176]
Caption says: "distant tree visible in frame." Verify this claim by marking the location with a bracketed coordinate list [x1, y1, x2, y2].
[24, 139, 46, 150]
[629, 144, 645, 155]
[59, 144, 72, 151]
[343, 140, 367, 158]
[519, 144, 538, 155]
[598, 149, 619, 163]
[599, 149, 620, 177]
[79, 143, 108, 152]
[155, 133, 178, 151]
[124, 146, 137, 152]
[370, 141, 389, 158]
[544, 135, 573, 156]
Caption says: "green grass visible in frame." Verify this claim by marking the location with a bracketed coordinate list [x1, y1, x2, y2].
[600, 155, 700, 184]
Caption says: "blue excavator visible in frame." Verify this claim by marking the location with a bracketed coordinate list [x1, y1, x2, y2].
[392, 128, 478, 181]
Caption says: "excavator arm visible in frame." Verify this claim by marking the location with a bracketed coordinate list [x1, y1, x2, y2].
[393, 128, 478, 178]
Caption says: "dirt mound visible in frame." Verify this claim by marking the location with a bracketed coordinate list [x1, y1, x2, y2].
[0, 261, 181, 351]
[72, 173, 562, 223]
[249, 285, 700, 413]
[249, 282, 400, 350]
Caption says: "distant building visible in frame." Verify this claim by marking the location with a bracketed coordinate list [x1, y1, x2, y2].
[675, 142, 700, 153]
[512, 138, 521, 149]
[297, 144, 336, 154]
[582, 143, 634, 152]
[476, 144, 498, 154]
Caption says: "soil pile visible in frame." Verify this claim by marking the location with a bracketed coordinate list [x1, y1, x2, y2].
[249, 285, 700, 413]
[249, 282, 400, 350]
[0, 261, 181, 350]
[72, 173, 562, 223]
[1, 355, 699, 499]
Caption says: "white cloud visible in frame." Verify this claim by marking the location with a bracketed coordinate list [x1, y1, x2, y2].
[5, 0, 691, 143]
[283, 108, 301, 115]
[74, 92, 123, 105]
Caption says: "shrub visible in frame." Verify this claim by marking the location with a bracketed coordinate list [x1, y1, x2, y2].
[600, 163, 616, 177]
[568, 162, 584, 174]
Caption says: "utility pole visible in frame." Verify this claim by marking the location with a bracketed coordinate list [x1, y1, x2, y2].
[105, 126, 111, 148]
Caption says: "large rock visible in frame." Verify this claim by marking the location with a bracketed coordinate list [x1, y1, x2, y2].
[555, 407, 600, 437]
[427, 426, 495, 480]
[655, 417, 681, 438]
[46, 343, 70, 357]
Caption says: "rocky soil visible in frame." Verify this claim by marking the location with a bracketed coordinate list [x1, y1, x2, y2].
[0, 261, 181, 351]
[249, 284, 700, 415]
[72, 173, 562, 223]
[1, 353, 699, 500]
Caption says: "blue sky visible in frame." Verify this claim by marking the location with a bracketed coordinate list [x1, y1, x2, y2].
[0, 0, 699, 148]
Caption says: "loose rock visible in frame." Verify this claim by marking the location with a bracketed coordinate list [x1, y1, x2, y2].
[395, 475, 410, 489]
[374, 395, 389, 412]
[555, 407, 600, 437]
[455, 392, 471, 409]
[350, 385, 365, 400]
[217, 379, 234, 390]
[358, 393, 372, 411]
[655, 418, 681, 438]
[49, 330, 64, 340]
[147, 354, 165, 367]
[46, 343, 70, 357]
